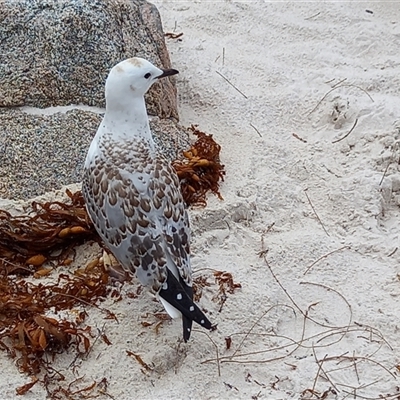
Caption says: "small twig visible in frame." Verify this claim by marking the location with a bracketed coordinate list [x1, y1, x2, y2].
[331, 78, 348, 88]
[250, 123, 262, 137]
[193, 330, 221, 376]
[48, 292, 117, 321]
[264, 259, 305, 318]
[323, 355, 395, 379]
[379, 160, 391, 186]
[304, 246, 350, 275]
[267, 257, 355, 331]
[305, 11, 321, 20]
[301, 281, 353, 331]
[353, 350, 360, 384]
[230, 305, 289, 359]
[292, 133, 307, 143]
[216, 70, 248, 99]
[82, 322, 107, 361]
[165, 32, 183, 39]
[222, 47, 225, 66]
[388, 247, 398, 257]
[126, 351, 153, 371]
[308, 84, 373, 116]
[304, 189, 330, 236]
[192, 267, 218, 275]
[202, 325, 385, 365]
[0, 258, 34, 275]
[311, 349, 329, 394]
[332, 118, 358, 144]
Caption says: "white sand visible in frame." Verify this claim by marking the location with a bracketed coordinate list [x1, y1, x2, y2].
[2, 1, 400, 398]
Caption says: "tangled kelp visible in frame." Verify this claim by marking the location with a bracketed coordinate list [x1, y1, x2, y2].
[0, 189, 97, 273]
[173, 125, 225, 206]
[0, 259, 110, 384]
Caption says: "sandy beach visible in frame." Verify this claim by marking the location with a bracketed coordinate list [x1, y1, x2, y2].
[2, 1, 400, 399]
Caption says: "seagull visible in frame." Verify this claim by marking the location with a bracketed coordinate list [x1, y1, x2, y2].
[82, 57, 215, 342]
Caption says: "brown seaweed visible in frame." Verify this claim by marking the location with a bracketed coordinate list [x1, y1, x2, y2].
[172, 125, 225, 206]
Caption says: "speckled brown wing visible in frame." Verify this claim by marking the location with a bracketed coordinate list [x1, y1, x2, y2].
[82, 135, 192, 293]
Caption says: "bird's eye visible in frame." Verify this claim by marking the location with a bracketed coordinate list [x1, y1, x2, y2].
[144, 73, 151, 79]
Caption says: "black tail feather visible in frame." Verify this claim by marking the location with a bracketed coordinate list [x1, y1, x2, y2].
[182, 316, 193, 342]
[158, 268, 214, 342]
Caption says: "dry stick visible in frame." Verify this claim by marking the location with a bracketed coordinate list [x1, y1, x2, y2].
[48, 292, 116, 319]
[353, 322, 393, 349]
[312, 348, 338, 394]
[353, 350, 360, 384]
[205, 263, 385, 366]
[338, 381, 381, 397]
[298, 306, 309, 354]
[301, 281, 353, 331]
[331, 77, 348, 88]
[265, 258, 350, 331]
[218, 355, 289, 365]
[323, 355, 395, 379]
[379, 160, 391, 186]
[332, 118, 358, 144]
[204, 317, 325, 365]
[193, 330, 221, 376]
[98, 388, 116, 400]
[230, 307, 275, 359]
[305, 11, 321, 20]
[250, 123, 262, 137]
[227, 326, 373, 350]
[203, 325, 372, 365]
[304, 189, 330, 236]
[220, 328, 330, 360]
[264, 258, 306, 318]
[82, 322, 107, 361]
[340, 388, 399, 400]
[308, 84, 374, 116]
[0, 258, 34, 274]
[304, 246, 350, 275]
[164, 32, 183, 39]
[318, 352, 389, 398]
[229, 304, 296, 360]
[313, 326, 384, 351]
[322, 354, 366, 376]
[216, 71, 248, 99]
[329, 345, 384, 385]
[193, 267, 218, 274]
[388, 247, 398, 257]
[292, 133, 307, 143]
[222, 47, 225, 66]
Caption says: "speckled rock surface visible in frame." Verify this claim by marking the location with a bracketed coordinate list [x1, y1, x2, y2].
[0, 108, 189, 200]
[0, 0, 178, 119]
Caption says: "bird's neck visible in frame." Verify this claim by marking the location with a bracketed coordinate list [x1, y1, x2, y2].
[102, 95, 153, 144]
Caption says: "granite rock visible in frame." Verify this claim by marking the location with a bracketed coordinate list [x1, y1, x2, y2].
[0, 108, 189, 200]
[0, 0, 178, 119]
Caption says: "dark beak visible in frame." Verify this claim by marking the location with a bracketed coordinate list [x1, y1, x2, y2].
[157, 68, 179, 79]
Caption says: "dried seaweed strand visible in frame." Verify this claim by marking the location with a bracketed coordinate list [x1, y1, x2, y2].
[308, 84, 374, 116]
[216, 71, 248, 99]
[304, 189, 330, 237]
[332, 118, 358, 144]
[304, 246, 350, 275]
